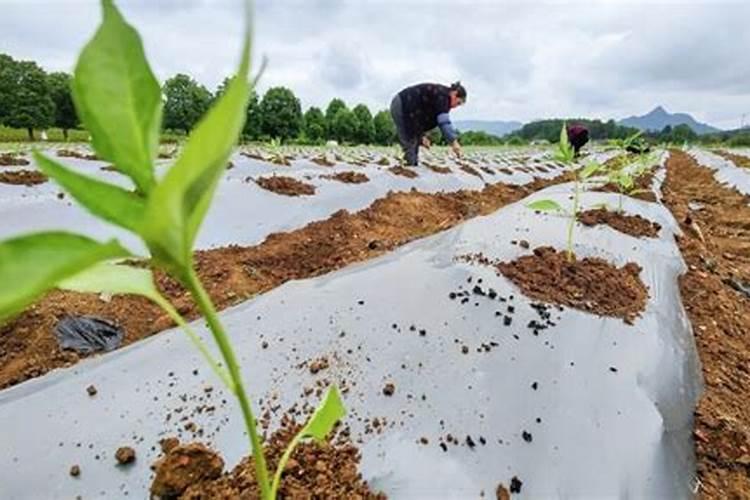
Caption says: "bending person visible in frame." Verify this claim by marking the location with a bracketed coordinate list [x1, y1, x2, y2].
[390, 81, 466, 166]
[567, 124, 589, 158]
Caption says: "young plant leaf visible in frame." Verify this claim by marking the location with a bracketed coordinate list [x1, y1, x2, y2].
[33, 151, 146, 233]
[527, 199, 564, 213]
[271, 386, 345, 497]
[0, 232, 129, 323]
[579, 162, 602, 180]
[59, 262, 235, 391]
[141, 21, 252, 272]
[72, 0, 161, 195]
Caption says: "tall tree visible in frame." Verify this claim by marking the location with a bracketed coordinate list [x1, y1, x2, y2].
[352, 103, 375, 144]
[258, 86, 302, 141]
[162, 73, 212, 134]
[302, 106, 326, 143]
[1, 58, 54, 140]
[324, 98, 347, 139]
[373, 109, 396, 145]
[47, 72, 78, 140]
[330, 107, 357, 144]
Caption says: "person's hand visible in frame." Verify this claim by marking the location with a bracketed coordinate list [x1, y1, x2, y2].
[451, 140, 463, 158]
[421, 136, 432, 149]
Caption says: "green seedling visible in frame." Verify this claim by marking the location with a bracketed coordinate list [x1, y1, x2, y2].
[527, 123, 602, 261]
[0, 2, 344, 499]
[609, 130, 646, 153]
[605, 150, 657, 212]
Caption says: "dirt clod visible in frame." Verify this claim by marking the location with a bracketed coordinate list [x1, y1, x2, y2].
[510, 476, 523, 494]
[151, 443, 224, 498]
[382, 382, 395, 396]
[69, 465, 80, 477]
[579, 208, 661, 238]
[115, 446, 136, 466]
[496, 483, 510, 500]
[86, 384, 97, 396]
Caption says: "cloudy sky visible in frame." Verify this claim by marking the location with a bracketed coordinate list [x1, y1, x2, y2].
[2, 0, 749, 130]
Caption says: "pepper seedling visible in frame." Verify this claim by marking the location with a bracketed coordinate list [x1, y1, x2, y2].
[526, 123, 602, 261]
[0, 2, 344, 499]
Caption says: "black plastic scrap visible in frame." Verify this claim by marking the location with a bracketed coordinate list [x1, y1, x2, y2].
[54, 316, 124, 353]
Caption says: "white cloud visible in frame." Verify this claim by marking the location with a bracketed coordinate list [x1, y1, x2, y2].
[1, 0, 748, 129]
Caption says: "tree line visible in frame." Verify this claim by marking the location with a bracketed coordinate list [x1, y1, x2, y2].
[0, 53, 399, 145]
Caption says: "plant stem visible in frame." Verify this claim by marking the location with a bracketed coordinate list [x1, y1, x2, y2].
[566, 175, 579, 262]
[184, 269, 272, 500]
[271, 432, 304, 497]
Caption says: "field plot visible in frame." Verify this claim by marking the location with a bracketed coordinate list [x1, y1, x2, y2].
[1, 144, 749, 498]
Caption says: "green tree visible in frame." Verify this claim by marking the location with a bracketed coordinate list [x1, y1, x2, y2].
[258, 86, 302, 141]
[330, 107, 357, 143]
[163, 73, 212, 134]
[2, 58, 54, 140]
[302, 106, 326, 144]
[670, 124, 698, 143]
[352, 103, 375, 144]
[324, 98, 347, 139]
[373, 109, 396, 145]
[47, 72, 78, 140]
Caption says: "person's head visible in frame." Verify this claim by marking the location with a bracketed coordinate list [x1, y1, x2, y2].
[449, 81, 467, 108]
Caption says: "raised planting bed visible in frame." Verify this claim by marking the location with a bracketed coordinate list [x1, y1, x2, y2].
[578, 208, 661, 238]
[0, 169, 47, 186]
[253, 175, 316, 196]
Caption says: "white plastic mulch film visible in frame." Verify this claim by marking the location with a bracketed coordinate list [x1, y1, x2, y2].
[689, 148, 750, 196]
[0, 147, 702, 499]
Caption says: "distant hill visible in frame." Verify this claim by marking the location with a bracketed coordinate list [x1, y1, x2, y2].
[454, 120, 523, 137]
[618, 106, 721, 135]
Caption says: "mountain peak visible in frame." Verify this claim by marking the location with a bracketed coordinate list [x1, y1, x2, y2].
[618, 107, 720, 135]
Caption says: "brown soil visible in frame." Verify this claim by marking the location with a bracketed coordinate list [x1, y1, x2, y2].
[0, 153, 30, 166]
[498, 168, 513, 175]
[254, 176, 316, 196]
[459, 164, 483, 179]
[57, 149, 98, 161]
[661, 150, 750, 498]
[424, 163, 452, 174]
[155, 419, 385, 499]
[578, 208, 661, 238]
[468, 246, 648, 324]
[389, 166, 418, 178]
[323, 171, 369, 184]
[713, 150, 750, 169]
[0, 173, 570, 389]
[240, 151, 265, 161]
[0, 169, 47, 186]
[310, 156, 336, 167]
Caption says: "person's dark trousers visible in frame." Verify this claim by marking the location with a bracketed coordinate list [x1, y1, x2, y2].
[390, 95, 419, 166]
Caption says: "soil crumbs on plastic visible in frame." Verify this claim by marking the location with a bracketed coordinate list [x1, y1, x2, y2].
[388, 165, 418, 178]
[465, 246, 648, 324]
[323, 171, 369, 184]
[578, 208, 661, 238]
[0, 169, 47, 186]
[662, 150, 750, 498]
[151, 421, 385, 499]
[254, 176, 316, 196]
[0, 172, 570, 389]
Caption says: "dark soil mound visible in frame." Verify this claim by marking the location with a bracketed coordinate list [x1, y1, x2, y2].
[459, 164, 483, 178]
[324, 171, 369, 184]
[472, 246, 648, 324]
[0, 153, 29, 166]
[57, 149, 98, 160]
[424, 163, 452, 174]
[152, 421, 385, 499]
[254, 176, 316, 196]
[311, 156, 337, 167]
[389, 166, 418, 178]
[0, 169, 47, 186]
[579, 208, 661, 238]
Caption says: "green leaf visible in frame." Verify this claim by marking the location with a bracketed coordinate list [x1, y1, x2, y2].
[59, 260, 159, 299]
[527, 199, 564, 213]
[33, 151, 146, 233]
[298, 385, 346, 440]
[579, 162, 602, 180]
[72, 0, 162, 195]
[141, 16, 252, 271]
[271, 386, 345, 497]
[0, 232, 129, 323]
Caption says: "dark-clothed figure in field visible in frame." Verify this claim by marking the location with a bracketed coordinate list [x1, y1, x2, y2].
[567, 124, 589, 157]
[390, 82, 466, 166]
